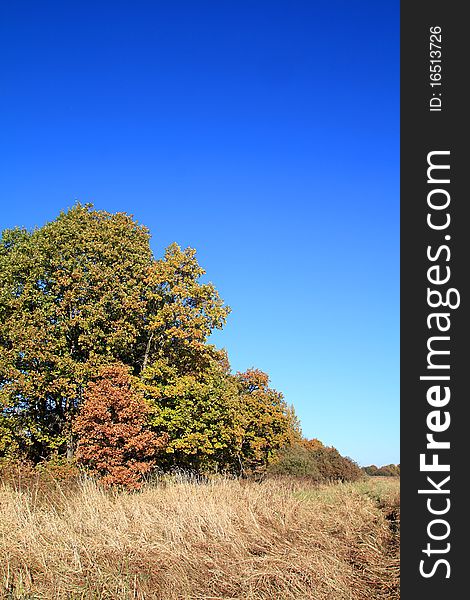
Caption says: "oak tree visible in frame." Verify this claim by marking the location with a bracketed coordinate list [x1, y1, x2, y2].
[234, 369, 301, 475]
[0, 204, 152, 459]
[1, 204, 303, 482]
[73, 363, 168, 488]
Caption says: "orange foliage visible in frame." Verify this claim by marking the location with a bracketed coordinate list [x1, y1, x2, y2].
[73, 364, 168, 489]
[302, 438, 325, 451]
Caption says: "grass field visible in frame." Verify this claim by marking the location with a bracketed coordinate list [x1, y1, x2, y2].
[0, 474, 399, 600]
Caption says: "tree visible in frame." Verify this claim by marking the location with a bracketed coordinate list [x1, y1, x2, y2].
[363, 463, 400, 477]
[0, 203, 153, 460]
[143, 360, 240, 472]
[267, 444, 322, 480]
[301, 438, 325, 452]
[0, 206, 234, 465]
[73, 364, 168, 489]
[268, 440, 363, 482]
[142, 242, 230, 376]
[303, 445, 362, 482]
[138, 243, 235, 472]
[233, 369, 301, 475]
[1, 204, 304, 480]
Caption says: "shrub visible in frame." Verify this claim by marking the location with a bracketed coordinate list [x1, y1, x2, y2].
[363, 464, 379, 476]
[267, 445, 322, 480]
[0, 458, 36, 487]
[310, 446, 363, 482]
[34, 455, 80, 482]
[363, 464, 400, 477]
[268, 442, 363, 483]
[73, 363, 168, 489]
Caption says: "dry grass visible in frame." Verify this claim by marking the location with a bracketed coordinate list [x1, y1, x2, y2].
[0, 474, 399, 600]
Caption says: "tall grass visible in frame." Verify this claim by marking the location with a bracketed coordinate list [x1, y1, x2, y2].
[0, 475, 399, 599]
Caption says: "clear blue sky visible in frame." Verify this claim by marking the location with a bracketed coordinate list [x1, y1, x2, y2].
[0, 1, 399, 466]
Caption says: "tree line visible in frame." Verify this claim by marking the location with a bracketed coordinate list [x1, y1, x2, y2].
[362, 464, 400, 477]
[0, 204, 361, 487]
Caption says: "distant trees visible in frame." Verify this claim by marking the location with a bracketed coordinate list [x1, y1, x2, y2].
[267, 444, 322, 479]
[309, 446, 363, 482]
[363, 464, 400, 477]
[268, 439, 363, 482]
[1, 204, 301, 484]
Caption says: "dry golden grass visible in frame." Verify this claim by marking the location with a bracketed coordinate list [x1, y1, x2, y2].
[0, 475, 399, 600]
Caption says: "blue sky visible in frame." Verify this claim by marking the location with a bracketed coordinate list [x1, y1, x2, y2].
[0, 1, 399, 466]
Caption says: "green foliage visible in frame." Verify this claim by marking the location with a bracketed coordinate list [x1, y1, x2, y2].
[0, 204, 348, 485]
[137, 242, 239, 472]
[268, 440, 363, 483]
[0, 455, 80, 491]
[267, 444, 322, 480]
[143, 243, 231, 376]
[363, 464, 400, 477]
[0, 204, 153, 460]
[310, 446, 363, 482]
[233, 369, 301, 475]
[143, 360, 240, 472]
[0, 413, 21, 459]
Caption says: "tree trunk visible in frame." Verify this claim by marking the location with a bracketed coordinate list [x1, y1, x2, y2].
[141, 331, 154, 372]
[66, 434, 74, 460]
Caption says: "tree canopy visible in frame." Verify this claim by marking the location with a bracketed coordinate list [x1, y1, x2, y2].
[1, 204, 301, 482]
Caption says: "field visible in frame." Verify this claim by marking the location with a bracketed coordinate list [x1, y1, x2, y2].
[0, 474, 399, 600]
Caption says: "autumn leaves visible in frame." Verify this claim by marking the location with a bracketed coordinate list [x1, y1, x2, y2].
[0, 204, 299, 486]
